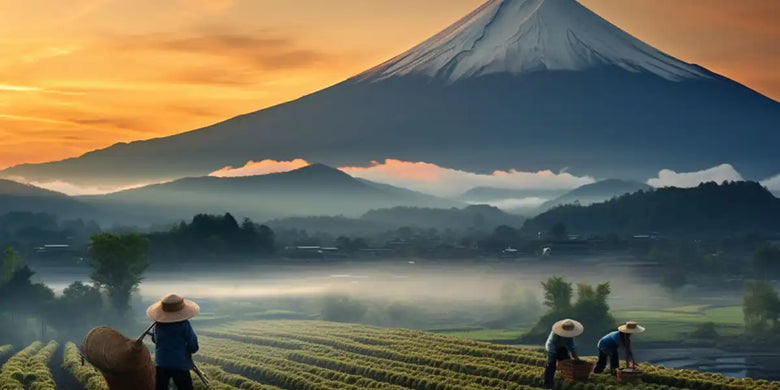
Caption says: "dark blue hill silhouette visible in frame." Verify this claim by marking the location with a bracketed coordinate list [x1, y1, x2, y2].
[537, 179, 652, 212]
[521, 181, 780, 237]
[0, 179, 94, 218]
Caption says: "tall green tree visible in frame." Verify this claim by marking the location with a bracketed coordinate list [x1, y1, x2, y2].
[44, 281, 103, 339]
[743, 281, 780, 332]
[540, 276, 573, 313]
[89, 233, 149, 316]
[1, 247, 24, 283]
[572, 282, 615, 341]
[524, 277, 614, 351]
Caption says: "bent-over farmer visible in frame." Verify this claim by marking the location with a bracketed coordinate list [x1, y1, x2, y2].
[543, 318, 583, 388]
[146, 294, 200, 390]
[594, 321, 645, 375]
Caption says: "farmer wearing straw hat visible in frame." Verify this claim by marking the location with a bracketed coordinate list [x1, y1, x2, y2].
[543, 319, 583, 388]
[594, 321, 645, 375]
[146, 294, 200, 390]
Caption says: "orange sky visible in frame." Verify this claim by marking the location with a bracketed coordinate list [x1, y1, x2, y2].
[0, 0, 777, 169]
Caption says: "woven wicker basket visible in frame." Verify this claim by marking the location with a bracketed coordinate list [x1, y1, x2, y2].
[558, 359, 594, 382]
[81, 327, 155, 390]
[617, 368, 644, 384]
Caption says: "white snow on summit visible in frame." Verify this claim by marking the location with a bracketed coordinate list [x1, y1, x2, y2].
[358, 0, 710, 82]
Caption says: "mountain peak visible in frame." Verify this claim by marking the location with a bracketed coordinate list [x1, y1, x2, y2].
[287, 163, 348, 177]
[357, 0, 709, 83]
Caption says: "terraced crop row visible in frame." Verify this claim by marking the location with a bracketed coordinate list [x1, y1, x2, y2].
[2, 320, 778, 389]
[0, 341, 58, 390]
[62, 342, 108, 390]
[0, 345, 12, 361]
[201, 321, 778, 390]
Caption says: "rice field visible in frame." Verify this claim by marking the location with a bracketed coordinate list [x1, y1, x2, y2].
[0, 321, 777, 390]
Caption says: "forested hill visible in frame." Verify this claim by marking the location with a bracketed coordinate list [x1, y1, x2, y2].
[521, 181, 780, 237]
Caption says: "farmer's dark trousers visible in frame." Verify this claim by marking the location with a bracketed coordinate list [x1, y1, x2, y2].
[156, 367, 193, 390]
[543, 348, 571, 388]
[593, 349, 619, 374]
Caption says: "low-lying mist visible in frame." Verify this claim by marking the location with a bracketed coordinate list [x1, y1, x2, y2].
[32, 257, 740, 327]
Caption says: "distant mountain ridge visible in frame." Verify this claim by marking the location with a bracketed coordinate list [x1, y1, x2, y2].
[0, 179, 94, 218]
[521, 181, 780, 237]
[537, 179, 652, 212]
[0, 179, 67, 198]
[267, 204, 524, 236]
[362, 204, 524, 230]
[80, 164, 462, 225]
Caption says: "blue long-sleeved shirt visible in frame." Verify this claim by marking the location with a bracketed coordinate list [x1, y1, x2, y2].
[545, 330, 577, 354]
[151, 320, 199, 371]
[597, 331, 624, 353]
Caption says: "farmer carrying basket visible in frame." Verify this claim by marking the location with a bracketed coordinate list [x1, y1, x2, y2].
[145, 293, 202, 390]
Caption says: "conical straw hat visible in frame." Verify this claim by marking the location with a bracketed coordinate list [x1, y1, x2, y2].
[552, 318, 584, 337]
[618, 321, 646, 334]
[146, 294, 200, 323]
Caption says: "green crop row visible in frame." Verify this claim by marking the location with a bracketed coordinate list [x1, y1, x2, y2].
[0, 345, 12, 361]
[199, 321, 778, 390]
[61, 342, 109, 390]
[0, 341, 57, 390]
[199, 336, 411, 389]
[0, 321, 766, 390]
[193, 363, 283, 390]
[211, 327, 544, 377]
[220, 322, 547, 366]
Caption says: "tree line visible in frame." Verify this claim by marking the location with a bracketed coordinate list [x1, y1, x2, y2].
[0, 233, 149, 345]
[148, 213, 275, 260]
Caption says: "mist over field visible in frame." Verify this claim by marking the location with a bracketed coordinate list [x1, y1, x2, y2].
[33, 258, 697, 308]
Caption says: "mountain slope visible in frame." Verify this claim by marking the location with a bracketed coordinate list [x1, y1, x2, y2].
[537, 179, 652, 211]
[81, 164, 462, 224]
[521, 181, 780, 237]
[0, 179, 94, 218]
[2, 0, 778, 186]
[0, 179, 67, 198]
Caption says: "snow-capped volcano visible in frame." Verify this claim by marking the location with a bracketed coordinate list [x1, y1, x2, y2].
[359, 0, 709, 82]
[2, 0, 778, 188]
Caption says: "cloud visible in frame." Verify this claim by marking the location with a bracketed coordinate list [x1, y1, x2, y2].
[0, 84, 82, 96]
[470, 197, 549, 211]
[14, 178, 158, 196]
[339, 159, 595, 197]
[646, 164, 744, 188]
[209, 158, 595, 197]
[166, 67, 258, 86]
[115, 30, 333, 71]
[0, 84, 42, 92]
[210, 158, 311, 177]
[761, 174, 780, 194]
